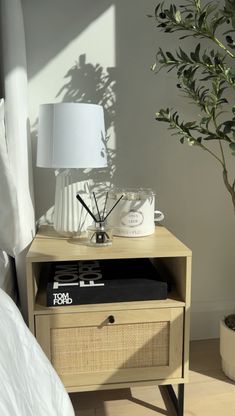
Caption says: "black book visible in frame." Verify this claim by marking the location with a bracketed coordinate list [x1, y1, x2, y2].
[46, 258, 168, 307]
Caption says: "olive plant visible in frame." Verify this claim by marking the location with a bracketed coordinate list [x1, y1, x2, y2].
[149, 0, 235, 211]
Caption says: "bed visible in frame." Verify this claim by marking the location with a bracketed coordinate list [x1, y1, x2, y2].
[0, 288, 75, 416]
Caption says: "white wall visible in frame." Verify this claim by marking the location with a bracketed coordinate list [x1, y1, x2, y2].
[22, 0, 235, 339]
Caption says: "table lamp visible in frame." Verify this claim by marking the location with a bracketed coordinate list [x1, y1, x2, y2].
[37, 102, 107, 236]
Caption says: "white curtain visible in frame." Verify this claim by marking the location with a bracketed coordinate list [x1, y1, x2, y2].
[0, 99, 19, 255]
[0, 0, 35, 317]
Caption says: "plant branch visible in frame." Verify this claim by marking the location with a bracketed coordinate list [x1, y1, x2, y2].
[156, 109, 225, 167]
[151, 1, 235, 213]
[153, 46, 235, 89]
[212, 36, 235, 59]
[213, 113, 235, 211]
[198, 141, 224, 167]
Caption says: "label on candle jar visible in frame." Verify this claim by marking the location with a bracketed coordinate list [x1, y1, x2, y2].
[121, 210, 144, 227]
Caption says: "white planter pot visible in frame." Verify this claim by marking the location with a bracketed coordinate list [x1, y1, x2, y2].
[220, 319, 235, 381]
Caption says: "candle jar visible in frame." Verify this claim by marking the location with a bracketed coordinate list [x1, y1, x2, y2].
[106, 188, 164, 237]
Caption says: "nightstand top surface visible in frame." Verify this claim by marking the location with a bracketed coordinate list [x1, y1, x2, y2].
[26, 226, 191, 263]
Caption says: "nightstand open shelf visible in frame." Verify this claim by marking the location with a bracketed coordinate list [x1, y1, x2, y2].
[26, 225, 191, 415]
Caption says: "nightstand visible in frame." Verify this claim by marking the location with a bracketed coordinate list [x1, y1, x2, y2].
[26, 226, 191, 416]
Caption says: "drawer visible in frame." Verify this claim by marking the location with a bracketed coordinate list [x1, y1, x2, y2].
[35, 307, 183, 389]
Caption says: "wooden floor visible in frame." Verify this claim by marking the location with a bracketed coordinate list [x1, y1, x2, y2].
[70, 339, 235, 416]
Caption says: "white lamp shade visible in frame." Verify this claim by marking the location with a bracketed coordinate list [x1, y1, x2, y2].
[37, 103, 107, 168]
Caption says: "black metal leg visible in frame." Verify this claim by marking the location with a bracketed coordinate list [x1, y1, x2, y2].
[178, 384, 184, 416]
[165, 384, 184, 416]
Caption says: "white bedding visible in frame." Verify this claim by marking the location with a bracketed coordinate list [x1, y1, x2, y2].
[0, 289, 75, 416]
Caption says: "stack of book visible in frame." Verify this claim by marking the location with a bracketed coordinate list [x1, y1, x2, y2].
[45, 258, 169, 307]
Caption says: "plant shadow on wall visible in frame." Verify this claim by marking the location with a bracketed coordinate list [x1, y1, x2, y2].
[57, 53, 116, 132]
[34, 54, 116, 223]
[56, 53, 117, 209]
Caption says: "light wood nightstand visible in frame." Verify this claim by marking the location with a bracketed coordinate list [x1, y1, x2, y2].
[26, 226, 191, 416]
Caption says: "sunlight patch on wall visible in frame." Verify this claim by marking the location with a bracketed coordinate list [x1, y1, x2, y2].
[29, 5, 116, 157]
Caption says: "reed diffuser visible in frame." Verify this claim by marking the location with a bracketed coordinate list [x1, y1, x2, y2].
[76, 191, 123, 246]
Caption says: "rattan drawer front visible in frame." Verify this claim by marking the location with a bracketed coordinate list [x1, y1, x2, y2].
[35, 307, 183, 388]
[51, 320, 169, 374]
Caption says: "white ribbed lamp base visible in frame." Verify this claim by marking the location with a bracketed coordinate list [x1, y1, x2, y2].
[53, 170, 92, 237]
